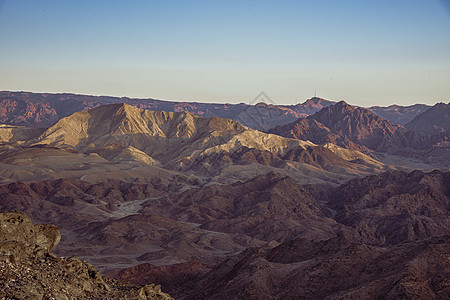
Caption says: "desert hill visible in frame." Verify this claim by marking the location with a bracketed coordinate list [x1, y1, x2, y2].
[234, 97, 336, 131]
[1, 91, 445, 134]
[326, 169, 450, 245]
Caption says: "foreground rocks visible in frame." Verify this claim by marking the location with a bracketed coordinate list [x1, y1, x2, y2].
[0, 211, 172, 299]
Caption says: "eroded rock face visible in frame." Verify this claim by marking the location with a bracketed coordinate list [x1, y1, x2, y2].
[0, 211, 173, 299]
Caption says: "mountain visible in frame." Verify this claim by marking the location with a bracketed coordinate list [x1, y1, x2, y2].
[0, 102, 386, 186]
[405, 102, 450, 136]
[369, 104, 430, 125]
[294, 97, 336, 114]
[234, 97, 336, 131]
[0, 211, 172, 299]
[112, 170, 450, 299]
[0, 91, 336, 131]
[0, 91, 448, 300]
[26, 103, 336, 169]
[3, 91, 446, 133]
[270, 101, 429, 155]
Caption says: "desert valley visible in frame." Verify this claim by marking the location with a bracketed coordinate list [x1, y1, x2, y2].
[0, 91, 448, 299]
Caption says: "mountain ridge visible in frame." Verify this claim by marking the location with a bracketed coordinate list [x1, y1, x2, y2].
[2, 91, 441, 130]
[0, 102, 386, 184]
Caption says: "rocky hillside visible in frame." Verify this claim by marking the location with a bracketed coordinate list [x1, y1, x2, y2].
[0, 211, 172, 299]
[108, 169, 449, 298]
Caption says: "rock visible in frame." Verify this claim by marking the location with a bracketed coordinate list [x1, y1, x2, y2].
[35, 224, 60, 252]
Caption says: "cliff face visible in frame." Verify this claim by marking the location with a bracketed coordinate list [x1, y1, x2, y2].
[0, 211, 173, 299]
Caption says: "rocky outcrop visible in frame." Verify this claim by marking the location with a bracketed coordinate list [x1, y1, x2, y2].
[0, 211, 172, 299]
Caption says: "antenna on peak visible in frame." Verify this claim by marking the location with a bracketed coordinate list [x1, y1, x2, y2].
[314, 90, 317, 98]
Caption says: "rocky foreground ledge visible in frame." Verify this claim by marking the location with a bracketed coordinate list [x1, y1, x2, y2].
[0, 211, 173, 299]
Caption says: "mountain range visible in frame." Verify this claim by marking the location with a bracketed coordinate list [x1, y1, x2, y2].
[0, 91, 443, 130]
[0, 102, 390, 186]
[0, 91, 449, 299]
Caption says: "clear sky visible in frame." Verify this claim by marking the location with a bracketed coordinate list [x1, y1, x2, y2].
[1, 0, 449, 106]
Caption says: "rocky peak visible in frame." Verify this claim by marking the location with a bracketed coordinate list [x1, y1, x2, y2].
[330, 100, 354, 112]
[302, 97, 334, 106]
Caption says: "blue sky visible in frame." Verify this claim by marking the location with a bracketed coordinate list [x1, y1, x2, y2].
[1, 0, 449, 106]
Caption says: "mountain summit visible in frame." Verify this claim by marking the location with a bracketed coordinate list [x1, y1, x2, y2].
[270, 101, 425, 154]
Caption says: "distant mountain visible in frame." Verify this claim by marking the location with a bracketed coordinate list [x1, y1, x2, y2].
[405, 102, 450, 136]
[0, 91, 336, 131]
[270, 101, 426, 154]
[369, 104, 430, 125]
[294, 97, 336, 115]
[234, 97, 336, 131]
[0, 91, 247, 128]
